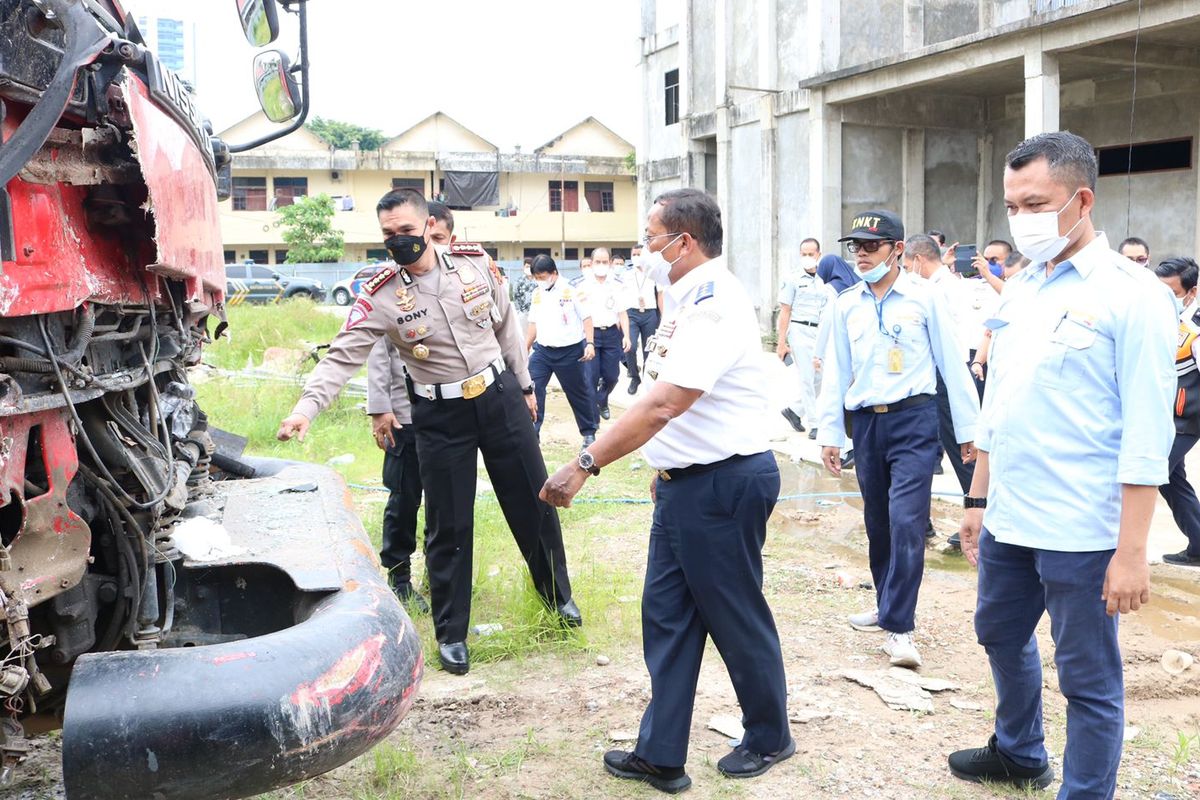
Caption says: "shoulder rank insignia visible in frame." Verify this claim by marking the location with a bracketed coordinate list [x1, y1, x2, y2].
[693, 281, 715, 304]
[569, 275, 585, 287]
[361, 267, 397, 296]
[344, 297, 373, 331]
[449, 242, 486, 256]
[487, 257, 505, 285]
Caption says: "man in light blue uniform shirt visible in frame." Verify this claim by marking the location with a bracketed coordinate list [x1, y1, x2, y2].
[950, 132, 1176, 798]
[775, 237, 827, 433]
[816, 209, 978, 670]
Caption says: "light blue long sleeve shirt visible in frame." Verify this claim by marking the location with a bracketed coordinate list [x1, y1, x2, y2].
[815, 270, 978, 449]
[976, 233, 1176, 552]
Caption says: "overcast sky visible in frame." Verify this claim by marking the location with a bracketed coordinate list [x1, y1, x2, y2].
[125, 0, 644, 150]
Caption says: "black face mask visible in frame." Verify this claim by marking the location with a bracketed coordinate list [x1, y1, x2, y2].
[385, 222, 429, 266]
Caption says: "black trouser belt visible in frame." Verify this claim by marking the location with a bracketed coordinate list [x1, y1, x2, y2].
[854, 393, 934, 415]
[790, 320, 818, 327]
[657, 453, 753, 482]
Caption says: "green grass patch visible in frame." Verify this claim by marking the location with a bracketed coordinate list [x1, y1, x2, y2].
[207, 300, 344, 371]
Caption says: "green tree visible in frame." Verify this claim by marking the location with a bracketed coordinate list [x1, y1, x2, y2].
[305, 117, 386, 150]
[278, 194, 345, 263]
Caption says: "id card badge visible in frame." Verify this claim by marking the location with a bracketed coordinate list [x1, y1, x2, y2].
[887, 347, 904, 374]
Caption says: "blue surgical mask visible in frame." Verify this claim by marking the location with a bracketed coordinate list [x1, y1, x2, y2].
[859, 252, 895, 284]
[1175, 294, 1186, 317]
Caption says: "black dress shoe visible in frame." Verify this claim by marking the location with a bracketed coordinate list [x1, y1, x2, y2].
[947, 532, 962, 549]
[582, 434, 596, 448]
[780, 408, 805, 433]
[1163, 549, 1200, 566]
[840, 450, 855, 470]
[925, 519, 937, 539]
[603, 750, 691, 794]
[627, 380, 640, 395]
[948, 735, 1054, 789]
[933, 461, 945, 475]
[807, 427, 818, 440]
[438, 641, 469, 675]
[599, 405, 611, 420]
[717, 736, 795, 778]
[389, 578, 430, 614]
[556, 598, 583, 628]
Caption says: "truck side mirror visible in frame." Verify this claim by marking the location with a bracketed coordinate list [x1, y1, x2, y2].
[252, 50, 301, 123]
[235, 0, 280, 47]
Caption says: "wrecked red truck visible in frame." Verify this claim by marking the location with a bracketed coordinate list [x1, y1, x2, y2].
[0, 1, 422, 797]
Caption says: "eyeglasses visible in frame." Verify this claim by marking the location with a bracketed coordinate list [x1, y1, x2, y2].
[1129, 255, 1150, 265]
[644, 231, 682, 241]
[845, 240, 894, 254]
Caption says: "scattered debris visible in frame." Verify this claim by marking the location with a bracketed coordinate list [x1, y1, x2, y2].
[608, 730, 638, 743]
[170, 517, 247, 560]
[1161, 649, 1194, 676]
[470, 623, 503, 636]
[840, 668, 959, 713]
[949, 700, 983, 712]
[815, 499, 842, 507]
[834, 572, 855, 588]
[707, 714, 744, 740]
[586, 700, 600, 713]
[1123, 725, 1140, 742]
[279, 482, 317, 493]
[629, 461, 644, 471]
[595, 655, 611, 666]
[487, 566, 500, 578]
[789, 709, 833, 724]
[326, 454, 355, 466]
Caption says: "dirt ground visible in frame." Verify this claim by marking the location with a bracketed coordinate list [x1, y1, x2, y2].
[11, 395, 1200, 800]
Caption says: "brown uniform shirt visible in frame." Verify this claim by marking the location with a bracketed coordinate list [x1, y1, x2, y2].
[365, 339, 413, 425]
[292, 243, 531, 422]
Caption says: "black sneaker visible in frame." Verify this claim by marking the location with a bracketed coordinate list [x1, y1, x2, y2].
[925, 519, 937, 539]
[840, 450, 855, 470]
[1163, 550, 1200, 567]
[717, 736, 795, 779]
[603, 750, 691, 794]
[599, 405, 611, 420]
[807, 428, 818, 440]
[781, 409, 805, 433]
[947, 532, 961, 550]
[948, 735, 1054, 789]
[627, 380, 640, 395]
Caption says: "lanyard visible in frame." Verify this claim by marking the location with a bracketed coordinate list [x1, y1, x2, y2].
[873, 287, 901, 342]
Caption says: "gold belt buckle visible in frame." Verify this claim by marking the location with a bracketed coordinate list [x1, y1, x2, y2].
[872, 404, 889, 413]
[657, 470, 671, 481]
[461, 374, 487, 399]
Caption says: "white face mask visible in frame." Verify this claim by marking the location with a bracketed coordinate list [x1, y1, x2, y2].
[1007, 189, 1084, 263]
[592, 265, 610, 278]
[643, 234, 683, 286]
[631, 253, 645, 269]
[536, 278, 556, 292]
[798, 255, 818, 274]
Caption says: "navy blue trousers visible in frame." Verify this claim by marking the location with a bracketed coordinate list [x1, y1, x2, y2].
[850, 399, 939, 633]
[528, 340, 597, 437]
[935, 369, 975, 493]
[635, 452, 790, 767]
[625, 308, 660, 379]
[380, 425, 425, 580]
[1159, 433, 1200, 557]
[975, 529, 1122, 799]
[588, 326, 623, 410]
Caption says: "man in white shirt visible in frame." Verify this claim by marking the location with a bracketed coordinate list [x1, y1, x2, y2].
[623, 244, 663, 394]
[582, 247, 631, 420]
[541, 189, 793, 793]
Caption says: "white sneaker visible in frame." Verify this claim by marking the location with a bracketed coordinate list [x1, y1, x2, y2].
[883, 631, 922, 669]
[848, 609, 882, 632]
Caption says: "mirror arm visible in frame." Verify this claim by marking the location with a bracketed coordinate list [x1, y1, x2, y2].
[227, 0, 310, 154]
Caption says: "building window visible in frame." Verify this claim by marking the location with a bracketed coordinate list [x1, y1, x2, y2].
[392, 177, 425, 192]
[549, 180, 579, 212]
[1096, 138, 1193, 176]
[564, 248, 579, 260]
[247, 249, 269, 264]
[223, 249, 235, 263]
[366, 248, 389, 261]
[274, 249, 289, 264]
[665, 69, 680, 126]
[272, 177, 308, 208]
[585, 182, 615, 213]
[523, 248, 551, 259]
[232, 177, 267, 211]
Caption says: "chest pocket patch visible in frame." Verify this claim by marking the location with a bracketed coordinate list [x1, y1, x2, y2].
[1037, 312, 1100, 389]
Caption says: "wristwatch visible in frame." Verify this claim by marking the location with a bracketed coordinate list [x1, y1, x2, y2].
[521, 385, 534, 395]
[963, 496, 987, 509]
[577, 450, 600, 476]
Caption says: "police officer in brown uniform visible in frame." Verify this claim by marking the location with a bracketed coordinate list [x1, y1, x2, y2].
[277, 188, 580, 675]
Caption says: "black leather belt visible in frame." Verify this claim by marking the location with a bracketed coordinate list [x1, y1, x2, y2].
[595, 325, 614, 330]
[656, 453, 753, 482]
[855, 393, 934, 414]
[790, 320, 818, 327]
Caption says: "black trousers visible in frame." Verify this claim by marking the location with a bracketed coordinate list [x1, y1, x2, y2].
[625, 307, 660, 380]
[411, 369, 573, 643]
[934, 368, 975, 494]
[588, 326, 623, 410]
[529, 341, 597, 436]
[635, 452, 790, 766]
[380, 424, 425, 582]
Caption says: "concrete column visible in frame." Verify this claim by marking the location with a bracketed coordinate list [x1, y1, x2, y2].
[901, 128, 925, 238]
[903, 0, 924, 52]
[760, 94, 779, 323]
[715, 106, 733, 220]
[1024, 42, 1060, 137]
[715, 0, 728, 107]
[758, 0, 778, 90]
[809, 88, 843, 252]
[975, 132, 995, 246]
[809, 0, 841, 75]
